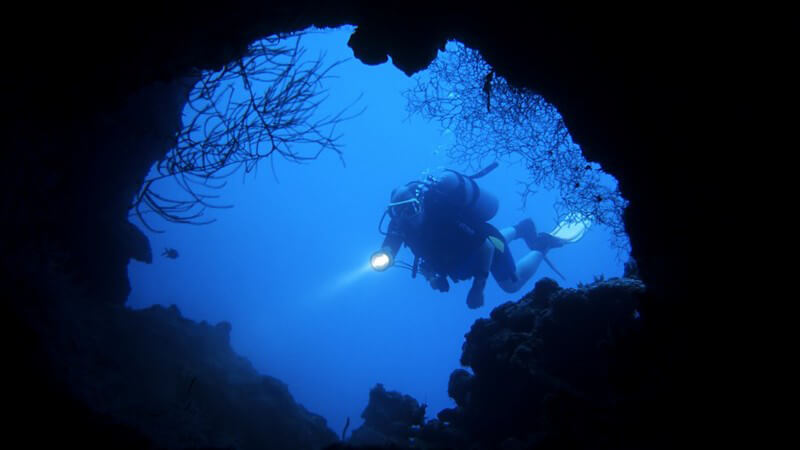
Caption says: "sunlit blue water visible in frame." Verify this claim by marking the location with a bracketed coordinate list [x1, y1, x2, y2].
[128, 26, 628, 436]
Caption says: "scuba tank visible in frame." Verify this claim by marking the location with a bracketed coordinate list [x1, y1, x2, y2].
[424, 162, 499, 224]
[378, 161, 501, 236]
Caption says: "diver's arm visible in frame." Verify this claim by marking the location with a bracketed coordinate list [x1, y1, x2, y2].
[380, 219, 404, 258]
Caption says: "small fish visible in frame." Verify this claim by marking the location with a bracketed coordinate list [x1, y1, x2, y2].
[162, 248, 179, 259]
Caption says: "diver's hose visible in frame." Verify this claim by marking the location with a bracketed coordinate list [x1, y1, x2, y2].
[394, 261, 414, 271]
[378, 210, 389, 235]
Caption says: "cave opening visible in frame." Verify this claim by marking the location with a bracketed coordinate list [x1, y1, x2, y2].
[125, 26, 631, 436]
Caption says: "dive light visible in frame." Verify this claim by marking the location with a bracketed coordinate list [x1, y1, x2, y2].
[370, 249, 393, 271]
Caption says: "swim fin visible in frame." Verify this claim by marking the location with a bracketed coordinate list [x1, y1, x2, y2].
[541, 213, 592, 281]
[548, 212, 591, 244]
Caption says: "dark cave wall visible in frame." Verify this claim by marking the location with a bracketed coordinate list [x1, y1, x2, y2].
[3, 1, 770, 447]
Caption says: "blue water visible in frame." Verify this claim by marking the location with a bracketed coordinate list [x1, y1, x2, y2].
[127, 26, 628, 437]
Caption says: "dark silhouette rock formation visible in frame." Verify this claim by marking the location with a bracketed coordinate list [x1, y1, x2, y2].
[340, 275, 648, 449]
[346, 384, 427, 447]
[436, 276, 647, 449]
[8, 260, 338, 448]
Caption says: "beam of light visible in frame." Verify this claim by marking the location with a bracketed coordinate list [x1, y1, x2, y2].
[316, 261, 375, 301]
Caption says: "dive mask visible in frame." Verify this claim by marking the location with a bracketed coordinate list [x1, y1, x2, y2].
[388, 197, 422, 219]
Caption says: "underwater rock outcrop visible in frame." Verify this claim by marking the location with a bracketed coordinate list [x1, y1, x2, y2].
[344, 275, 648, 449]
[11, 273, 339, 449]
[344, 383, 427, 447]
[441, 276, 646, 448]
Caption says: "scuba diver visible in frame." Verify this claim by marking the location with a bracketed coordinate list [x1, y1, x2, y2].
[371, 163, 588, 309]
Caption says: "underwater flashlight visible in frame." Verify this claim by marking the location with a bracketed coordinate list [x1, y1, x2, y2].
[370, 249, 393, 272]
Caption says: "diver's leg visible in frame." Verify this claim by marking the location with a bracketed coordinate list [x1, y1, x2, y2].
[502, 218, 543, 244]
[500, 227, 517, 241]
[467, 239, 495, 309]
[497, 250, 545, 293]
[512, 218, 538, 248]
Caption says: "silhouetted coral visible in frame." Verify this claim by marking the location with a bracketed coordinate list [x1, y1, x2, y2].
[347, 384, 427, 447]
[366, 276, 647, 449]
[17, 281, 338, 450]
[453, 277, 645, 447]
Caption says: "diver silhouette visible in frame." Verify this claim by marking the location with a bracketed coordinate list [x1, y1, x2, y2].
[371, 163, 588, 309]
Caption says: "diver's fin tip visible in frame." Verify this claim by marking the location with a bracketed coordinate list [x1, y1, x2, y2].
[550, 213, 591, 244]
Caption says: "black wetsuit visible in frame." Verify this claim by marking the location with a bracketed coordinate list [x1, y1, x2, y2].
[382, 191, 516, 282]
